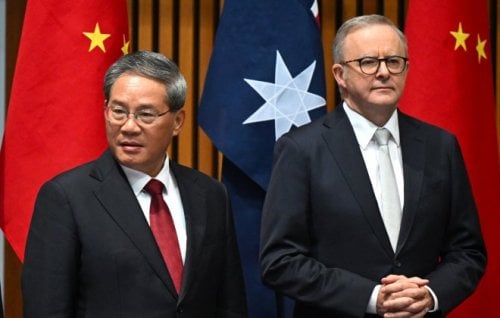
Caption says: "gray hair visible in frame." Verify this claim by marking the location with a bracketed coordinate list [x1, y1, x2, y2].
[332, 15, 408, 63]
[104, 51, 187, 111]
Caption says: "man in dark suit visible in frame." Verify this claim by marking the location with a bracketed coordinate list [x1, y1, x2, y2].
[260, 15, 486, 318]
[22, 51, 247, 317]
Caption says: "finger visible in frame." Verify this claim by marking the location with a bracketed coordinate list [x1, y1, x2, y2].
[382, 275, 428, 287]
[405, 276, 429, 286]
[383, 310, 414, 318]
[388, 304, 429, 318]
[411, 307, 430, 318]
[383, 296, 415, 310]
[402, 293, 433, 314]
[381, 281, 420, 295]
[389, 286, 428, 300]
[381, 274, 407, 284]
[385, 312, 426, 318]
[385, 293, 433, 315]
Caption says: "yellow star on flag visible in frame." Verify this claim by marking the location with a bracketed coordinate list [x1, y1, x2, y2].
[450, 22, 470, 51]
[475, 34, 487, 63]
[121, 34, 130, 55]
[83, 23, 111, 52]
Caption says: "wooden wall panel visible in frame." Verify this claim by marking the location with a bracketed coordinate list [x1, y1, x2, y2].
[3, 1, 499, 316]
[137, 0, 154, 50]
[341, 0, 359, 19]
[197, 0, 219, 176]
[176, 0, 195, 167]
[384, 0, 401, 23]
[4, 2, 26, 316]
[320, 1, 337, 112]
[158, 0, 175, 59]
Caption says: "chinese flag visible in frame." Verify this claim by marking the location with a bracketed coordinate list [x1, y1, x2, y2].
[400, 1, 500, 316]
[0, 0, 129, 261]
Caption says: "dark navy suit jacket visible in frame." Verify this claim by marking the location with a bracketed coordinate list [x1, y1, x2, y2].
[260, 105, 486, 317]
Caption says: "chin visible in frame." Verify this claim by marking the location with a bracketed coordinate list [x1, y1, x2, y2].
[115, 153, 139, 167]
[371, 97, 399, 107]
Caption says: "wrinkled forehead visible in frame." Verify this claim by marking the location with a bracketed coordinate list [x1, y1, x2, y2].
[343, 24, 407, 57]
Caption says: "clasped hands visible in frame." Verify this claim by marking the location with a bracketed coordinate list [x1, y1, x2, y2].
[376, 274, 434, 318]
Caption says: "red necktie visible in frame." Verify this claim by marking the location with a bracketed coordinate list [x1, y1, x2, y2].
[144, 179, 183, 294]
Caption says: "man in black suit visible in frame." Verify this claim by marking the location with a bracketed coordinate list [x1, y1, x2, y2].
[22, 51, 247, 317]
[260, 15, 486, 317]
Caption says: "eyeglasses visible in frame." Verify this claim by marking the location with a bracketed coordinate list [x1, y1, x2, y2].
[106, 106, 172, 125]
[341, 56, 408, 75]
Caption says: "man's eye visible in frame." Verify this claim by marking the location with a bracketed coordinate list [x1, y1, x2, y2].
[112, 108, 128, 115]
[387, 58, 401, 66]
[360, 59, 377, 67]
[138, 111, 156, 118]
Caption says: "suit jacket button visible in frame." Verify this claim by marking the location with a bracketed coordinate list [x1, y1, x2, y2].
[394, 261, 402, 268]
[177, 306, 184, 313]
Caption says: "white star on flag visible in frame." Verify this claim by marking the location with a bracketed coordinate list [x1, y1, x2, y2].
[243, 50, 326, 140]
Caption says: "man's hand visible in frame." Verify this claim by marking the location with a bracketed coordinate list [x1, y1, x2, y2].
[376, 275, 434, 317]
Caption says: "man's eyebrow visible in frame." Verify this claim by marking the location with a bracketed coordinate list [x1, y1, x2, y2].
[108, 100, 127, 107]
[108, 100, 156, 109]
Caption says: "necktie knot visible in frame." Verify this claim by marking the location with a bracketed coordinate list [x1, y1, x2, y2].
[374, 128, 391, 146]
[145, 179, 164, 195]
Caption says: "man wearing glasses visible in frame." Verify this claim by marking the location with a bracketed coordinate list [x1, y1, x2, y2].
[22, 51, 248, 317]
[260, 15, 485, 317]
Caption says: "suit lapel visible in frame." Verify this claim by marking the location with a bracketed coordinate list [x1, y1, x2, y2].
[396, 112, 425, 253]
[170, 162, 206, 300]
[90, 150, 178, 298]
[322, 107, 394, 257]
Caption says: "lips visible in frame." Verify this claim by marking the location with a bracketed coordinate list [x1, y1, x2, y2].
[119, 141, 143, 152]
[372, 86, 393, 91]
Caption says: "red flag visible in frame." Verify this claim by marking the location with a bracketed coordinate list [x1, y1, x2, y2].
[400, 1, 500, 316]
[0, 0, 129, 261]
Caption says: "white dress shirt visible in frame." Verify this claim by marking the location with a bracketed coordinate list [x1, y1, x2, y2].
[343, 102, 404, 209]
[120, 156, 187, 263]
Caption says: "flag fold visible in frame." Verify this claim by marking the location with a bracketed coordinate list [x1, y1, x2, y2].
[198, 1, 326, 317]
[401, 1, 500, 316]
[0, 0, 129, 260]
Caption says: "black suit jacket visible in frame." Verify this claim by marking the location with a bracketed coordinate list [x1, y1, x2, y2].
[22, 150, 247, 318]
[260, 105, 486, 318]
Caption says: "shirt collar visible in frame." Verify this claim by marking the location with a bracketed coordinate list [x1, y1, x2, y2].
[343, 102, 400, 150]
[120, 156, 171, 196]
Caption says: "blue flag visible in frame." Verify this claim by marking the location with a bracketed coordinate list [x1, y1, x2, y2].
[199, 1, 326, 316]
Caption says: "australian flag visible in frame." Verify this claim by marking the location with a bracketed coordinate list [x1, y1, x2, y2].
[198, 1, 326, 317]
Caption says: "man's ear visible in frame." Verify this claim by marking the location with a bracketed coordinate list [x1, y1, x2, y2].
[173, 109, 185, 136]
[332, 64, 346, 90]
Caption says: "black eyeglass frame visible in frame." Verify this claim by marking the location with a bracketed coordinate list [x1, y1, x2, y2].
[340, 56, 409, 75]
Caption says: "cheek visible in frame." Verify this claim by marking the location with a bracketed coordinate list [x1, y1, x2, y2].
[396, 77, 407, 90]
[346, 77, 370, 94]
[105, 123, 118, 140]
[149, 126, 174, 149]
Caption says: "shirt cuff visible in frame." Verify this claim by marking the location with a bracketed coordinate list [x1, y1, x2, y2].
[366, 284, 381, 314]
[425, 286, 439, 312]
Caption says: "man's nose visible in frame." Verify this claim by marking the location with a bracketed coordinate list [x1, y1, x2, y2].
[121, 115, 142, 132]
[376, 60, 391, 76]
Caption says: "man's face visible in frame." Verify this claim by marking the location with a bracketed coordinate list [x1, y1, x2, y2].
[333, 24, 408, 117]
[105, 73, 184, 176]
